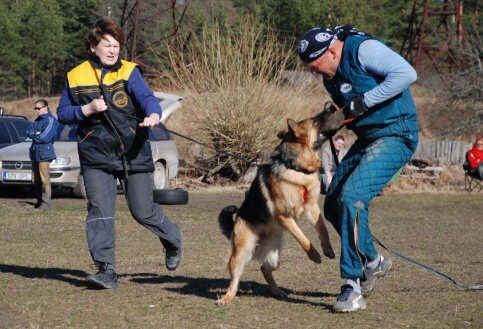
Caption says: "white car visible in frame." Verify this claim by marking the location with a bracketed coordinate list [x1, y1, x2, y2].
[0, 93, 183, 199]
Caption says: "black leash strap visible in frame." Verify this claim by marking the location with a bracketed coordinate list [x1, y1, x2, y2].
[328, 134, 339, 167]
[323, 104, 482, 291]
[167, 129, 257, 165]
[112, 104, 483, 291]
[323, 101, 342, 168]
[107, 108, 257, 166]
[102, 112, 129, 179]
[372, 235, 483, 291]
[95, 72, 129, 179]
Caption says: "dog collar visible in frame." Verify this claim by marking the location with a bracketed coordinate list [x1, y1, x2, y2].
[286, 163, 316, 175]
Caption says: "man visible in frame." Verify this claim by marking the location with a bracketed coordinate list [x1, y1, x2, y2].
[298, 26, 419, 312]
[27, 99, 58, 211]
[320, 135, 347, 194]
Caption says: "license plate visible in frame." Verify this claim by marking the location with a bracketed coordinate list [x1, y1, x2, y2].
[3, 172, 32, 181]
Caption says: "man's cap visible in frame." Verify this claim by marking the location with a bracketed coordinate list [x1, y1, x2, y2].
[297, 27, 335, 64]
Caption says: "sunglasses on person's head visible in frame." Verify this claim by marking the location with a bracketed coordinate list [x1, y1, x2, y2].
[34, 106, 45, 111]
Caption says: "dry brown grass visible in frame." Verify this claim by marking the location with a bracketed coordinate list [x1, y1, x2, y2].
[1, 97, 60, 121]
[158, 18, 328, 178]
[0, 190, 481, 328]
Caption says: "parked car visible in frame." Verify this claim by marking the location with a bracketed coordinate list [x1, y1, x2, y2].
[0, 93, 184, 200]
[0, 114, 32, 149]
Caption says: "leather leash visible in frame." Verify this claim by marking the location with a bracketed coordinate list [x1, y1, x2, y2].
[325, 123, 482, 291]
[106, 108, 257, 165]
[372, 235, 483, 290]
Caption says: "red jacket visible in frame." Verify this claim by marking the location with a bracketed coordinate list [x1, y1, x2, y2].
[468, 143, 483, 169]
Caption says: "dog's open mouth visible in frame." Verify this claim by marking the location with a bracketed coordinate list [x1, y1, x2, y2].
[311, 105, 345, 148]
[313, 133, 328, 150]
[311, 109, 334, 150]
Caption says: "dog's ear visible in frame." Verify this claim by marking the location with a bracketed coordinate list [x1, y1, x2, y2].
[287, 119, 300, 138]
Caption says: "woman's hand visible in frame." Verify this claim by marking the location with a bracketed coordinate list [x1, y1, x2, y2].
[139, 113, 160, 127]
[81, 96, 108, 117]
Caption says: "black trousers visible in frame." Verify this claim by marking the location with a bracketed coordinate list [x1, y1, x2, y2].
[83, 168, 182, 269]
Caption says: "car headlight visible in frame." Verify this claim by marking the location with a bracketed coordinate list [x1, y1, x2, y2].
[50, 157, 71, 167]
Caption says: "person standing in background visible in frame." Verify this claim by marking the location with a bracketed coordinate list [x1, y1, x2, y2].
[27, 99, 58, 211]
[320, 135, 347, 194]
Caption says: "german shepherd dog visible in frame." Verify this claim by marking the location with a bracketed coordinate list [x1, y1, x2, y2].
[216, 112, 337, 305]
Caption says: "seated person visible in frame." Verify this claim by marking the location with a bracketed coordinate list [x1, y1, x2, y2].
[467, 137, 483, 179]
[320, 135, 347, 193]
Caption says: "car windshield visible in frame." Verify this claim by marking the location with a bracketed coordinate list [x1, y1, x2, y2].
[55, 124, 78, 141]
[54, 123, 172, 142]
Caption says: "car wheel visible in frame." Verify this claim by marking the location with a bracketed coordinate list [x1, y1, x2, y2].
[72, 174, 86, 199]
[153, 161, 169, 189]
[153, 189, 189, 205]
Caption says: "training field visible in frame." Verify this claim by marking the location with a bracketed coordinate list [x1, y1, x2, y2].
[0, 189, 481, 328]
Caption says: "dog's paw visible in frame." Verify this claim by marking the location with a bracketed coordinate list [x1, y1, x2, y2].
[215, 296, 232, 306]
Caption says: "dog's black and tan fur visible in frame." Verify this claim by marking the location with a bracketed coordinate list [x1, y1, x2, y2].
[216, 113, 336, 305]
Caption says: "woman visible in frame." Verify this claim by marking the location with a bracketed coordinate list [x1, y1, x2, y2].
[467, 137, 483, 179]
[57, 17, 183, 289]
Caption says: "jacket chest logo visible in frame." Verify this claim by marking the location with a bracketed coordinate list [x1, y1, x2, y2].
[113, 91, 128, 108]
[340, 83, 353, 94]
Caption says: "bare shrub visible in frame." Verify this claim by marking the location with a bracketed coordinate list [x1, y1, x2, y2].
[420, 32, 483, 140]
[160, 17, 327, 180]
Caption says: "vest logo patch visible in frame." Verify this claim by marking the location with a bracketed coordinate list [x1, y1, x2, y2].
[340, 83, 352, 94]
[113, 91, 128, 108]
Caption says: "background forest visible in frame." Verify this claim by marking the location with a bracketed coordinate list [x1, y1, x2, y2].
[1, 0, 481, 100]
[0, 0, 482, 181]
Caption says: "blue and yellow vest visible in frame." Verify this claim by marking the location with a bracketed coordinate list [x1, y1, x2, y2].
[67, 58, 154, 172]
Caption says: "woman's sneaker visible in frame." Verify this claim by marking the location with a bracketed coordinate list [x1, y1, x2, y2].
[165, 246, 183, 271]
[333, 284, 366, 313]
[361, 255, 392, 295]
[86, 262, 119, 289]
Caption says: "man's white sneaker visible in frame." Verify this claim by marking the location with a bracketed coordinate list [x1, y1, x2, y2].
[333, 284, 366, 313]
[361, 255, 392, 295]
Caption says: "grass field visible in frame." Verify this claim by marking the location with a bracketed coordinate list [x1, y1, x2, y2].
[0, 189, 481, 329]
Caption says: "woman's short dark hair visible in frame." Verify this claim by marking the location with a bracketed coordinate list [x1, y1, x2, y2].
[85, 17, 125, 55]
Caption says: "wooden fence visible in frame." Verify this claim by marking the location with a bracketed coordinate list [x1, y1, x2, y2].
[412, 140, 472, 165]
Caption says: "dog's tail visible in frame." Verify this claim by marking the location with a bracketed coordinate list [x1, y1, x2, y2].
[218, 205, 239, 239]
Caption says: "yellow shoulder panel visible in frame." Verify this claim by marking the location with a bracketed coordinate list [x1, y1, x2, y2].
[67, 61, 100, 87]
[67, 60, 140, 87]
